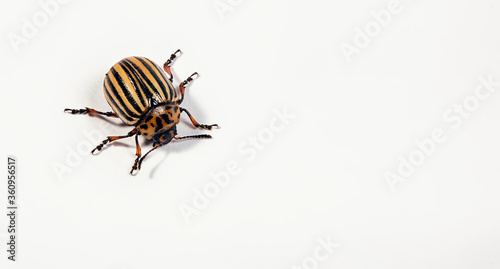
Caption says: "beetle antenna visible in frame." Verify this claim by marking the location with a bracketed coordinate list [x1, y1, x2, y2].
[174, 134, 212, 140]
[135, 144, 161, 172]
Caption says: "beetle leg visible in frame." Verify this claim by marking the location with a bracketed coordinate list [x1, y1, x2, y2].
[180, 108, 219, 130]
[134, 144, 161, 173]
[177, 72, 199, 104]
[163, 49, 182, 82]
[91, 129, 137, 155]
[64, 107, 118, 118]
[130, 134, 142, 175]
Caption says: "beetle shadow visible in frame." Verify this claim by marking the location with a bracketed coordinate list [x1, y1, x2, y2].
[147, 137, 211, 179]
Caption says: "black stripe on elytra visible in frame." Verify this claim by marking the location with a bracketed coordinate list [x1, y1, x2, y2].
[123, 58, 162, 104]
[110, 66, 143, 115]
[103, 77, 136, 124]
[118, 61, 147, 108]
[142, 57, 177, 101]
[135, 57, 172, 102]
[105, 73, 139, 120]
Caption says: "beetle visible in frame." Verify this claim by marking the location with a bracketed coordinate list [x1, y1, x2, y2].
[65, 49, 218, 175]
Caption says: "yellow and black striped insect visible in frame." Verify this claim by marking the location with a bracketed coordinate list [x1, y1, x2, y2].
[65, 50, 218, 175]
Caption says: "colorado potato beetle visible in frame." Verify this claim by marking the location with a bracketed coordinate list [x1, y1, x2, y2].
[65, 50, 218, 175]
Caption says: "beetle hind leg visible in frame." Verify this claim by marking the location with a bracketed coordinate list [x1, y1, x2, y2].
[64, 107, 118, 118]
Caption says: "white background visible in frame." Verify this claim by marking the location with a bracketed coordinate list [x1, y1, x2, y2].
[1, 0, 500, 268]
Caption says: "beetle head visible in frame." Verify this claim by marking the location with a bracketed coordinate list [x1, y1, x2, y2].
[152, 125, 177, 146]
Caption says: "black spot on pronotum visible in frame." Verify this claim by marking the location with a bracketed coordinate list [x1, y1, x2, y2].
[173, 106, 178, 113]
[140, 124, 148, 130]
[161, 114, 174, 125]
[155, 117, 164, 132]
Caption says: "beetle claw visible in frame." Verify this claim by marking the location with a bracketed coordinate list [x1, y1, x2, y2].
[204, 124, 219, 130]
[130, 157, 141, 175]
[130, 167, 138, 175]
[182, 72, 199, 86]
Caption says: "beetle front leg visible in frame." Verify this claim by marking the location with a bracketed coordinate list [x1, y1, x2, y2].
[180, 108, 219, 130]
[163, 49, 181, 82]
[130, 134, 142, 175]
[64, 107, 118, 118]
[92, 129, 137, 155]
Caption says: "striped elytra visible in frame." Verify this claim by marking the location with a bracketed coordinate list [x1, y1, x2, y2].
[64, 50, 219, 175]
[104, 56, 179, 126]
